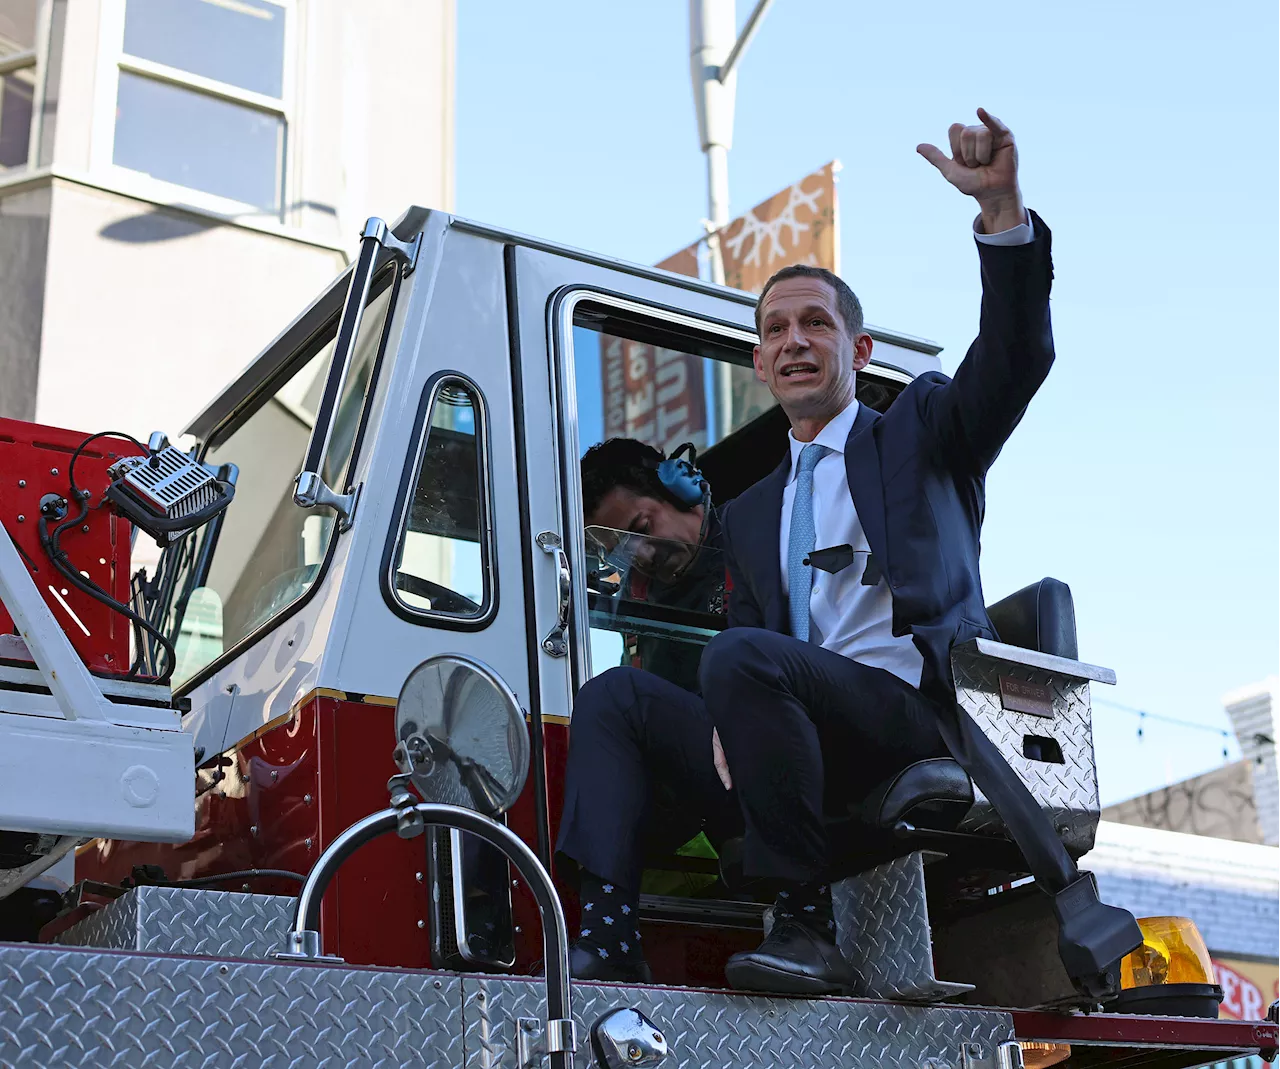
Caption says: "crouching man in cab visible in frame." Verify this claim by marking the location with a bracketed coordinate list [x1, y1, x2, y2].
[559, 109, 1137, 993]
[580, 437, 728, 693]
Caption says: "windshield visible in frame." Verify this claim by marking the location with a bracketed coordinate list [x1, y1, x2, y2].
[160, 272, 397, 686]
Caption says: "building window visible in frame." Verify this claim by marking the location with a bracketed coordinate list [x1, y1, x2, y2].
[103, 0, 291, 218]
[0, 0, 38, 171]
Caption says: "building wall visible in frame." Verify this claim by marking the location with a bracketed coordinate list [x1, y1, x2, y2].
[1224, 679, 1279, 846]
[1101, 760, 1263, 844]
[34, 181, 344, 436]
[1, 0, 455, 440]
[0, 185, 50, 420]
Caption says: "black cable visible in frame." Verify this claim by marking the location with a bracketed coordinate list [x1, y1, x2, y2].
[156, 869, 306, 889]
[42, 432, 181, 681]
[39, 499, 177, 683]
[63, 430, 148, 509]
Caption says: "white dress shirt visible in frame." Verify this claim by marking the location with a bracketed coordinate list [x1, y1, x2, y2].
[777, 211, 1035, 687]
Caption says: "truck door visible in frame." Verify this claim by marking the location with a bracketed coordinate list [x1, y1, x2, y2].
[501, 238, 759, 875]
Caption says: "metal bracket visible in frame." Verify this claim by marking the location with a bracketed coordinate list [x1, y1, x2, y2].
[361, 216, 422, 276]
[960, 1041, 1025, 1069]
[294, 472, 361, 533]
[387, 768, 425, 839]
[536, 531, 570, 658]
[272, 928, 345, 964]
[516, 1016, 577, 1069]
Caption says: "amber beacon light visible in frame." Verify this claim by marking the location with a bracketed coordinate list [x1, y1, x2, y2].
[1107, 916, 1224, 1019]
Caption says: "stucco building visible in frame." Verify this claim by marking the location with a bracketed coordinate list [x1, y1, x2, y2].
[0, 0, 455, 438]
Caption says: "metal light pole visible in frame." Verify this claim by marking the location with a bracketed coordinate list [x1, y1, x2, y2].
[688, 0, 775, 285]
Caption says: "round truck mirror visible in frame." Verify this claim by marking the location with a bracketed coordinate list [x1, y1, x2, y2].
[394, 655, 529, 817]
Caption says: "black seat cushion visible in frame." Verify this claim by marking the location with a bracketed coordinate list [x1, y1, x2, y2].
[986, 577, 1078, 659]
[860, 757, 975, 830]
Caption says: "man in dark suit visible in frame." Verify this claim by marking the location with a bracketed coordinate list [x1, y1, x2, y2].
[559, 110, 1136, 994]
[703, 109, 1137, 995]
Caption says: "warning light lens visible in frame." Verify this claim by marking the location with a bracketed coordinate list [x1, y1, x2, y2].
[1020, 1042, 1072, 1069]
[1120, 916, 1215, 988]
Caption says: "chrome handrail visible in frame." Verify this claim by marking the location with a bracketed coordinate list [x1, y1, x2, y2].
[278, 801, 575, 1069]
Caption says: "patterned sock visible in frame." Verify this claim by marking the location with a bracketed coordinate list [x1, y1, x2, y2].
[576, 869, 643, 965]
[772, 880, 835, 938]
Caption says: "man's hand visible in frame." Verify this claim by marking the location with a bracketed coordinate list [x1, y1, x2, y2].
[917, 108, 1025, 235]
[712, 728, 732, 790]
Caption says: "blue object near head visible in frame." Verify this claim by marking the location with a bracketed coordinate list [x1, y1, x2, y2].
[656, 442, 707, 509]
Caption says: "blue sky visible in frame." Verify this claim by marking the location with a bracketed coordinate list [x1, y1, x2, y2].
[455, 1, 1278, 805]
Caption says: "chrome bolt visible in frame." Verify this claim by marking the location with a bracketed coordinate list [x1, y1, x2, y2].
[417, 920, 425, 929]
[15, 515, 23, 523]
[270, 770, 278, 781]
[415, 871, 424, 882]
[250, 825, 258, 835]
[511, 879, 519, 888]
[513, 925, 522, 934]
[433, 980, 442, 989]
[81, 525, 89, 533]
[219, 964, 229, 974]
[305, 837, 313, 849]
[17, 480, 25, 488]
[50, 468, 58, 476]
[304, 793, 313, 805]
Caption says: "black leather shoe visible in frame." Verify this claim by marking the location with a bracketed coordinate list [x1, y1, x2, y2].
[570, 941, 653, 984]
[725, 920, 854, 996]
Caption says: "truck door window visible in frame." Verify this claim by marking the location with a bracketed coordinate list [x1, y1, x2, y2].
[383, 374, 493, 627]
[167, 271, 397, 685]
[568, 299, 761, 693]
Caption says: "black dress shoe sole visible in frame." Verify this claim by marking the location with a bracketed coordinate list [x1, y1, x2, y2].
[725, 954, 851, 997]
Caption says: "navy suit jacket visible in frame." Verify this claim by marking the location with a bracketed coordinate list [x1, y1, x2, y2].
[720, 213, 1055, 708]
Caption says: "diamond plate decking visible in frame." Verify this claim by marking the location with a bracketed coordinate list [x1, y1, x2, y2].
[56, 885, 293, 960]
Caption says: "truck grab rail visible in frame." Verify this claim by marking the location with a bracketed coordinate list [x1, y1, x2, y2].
[278, 800, 576, 1069]
[293, 216, 421, 531]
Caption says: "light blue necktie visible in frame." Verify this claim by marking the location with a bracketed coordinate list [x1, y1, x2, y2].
[787, 443, 827, 641]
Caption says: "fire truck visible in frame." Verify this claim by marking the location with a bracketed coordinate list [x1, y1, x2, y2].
[0, 210, 1274, 1068]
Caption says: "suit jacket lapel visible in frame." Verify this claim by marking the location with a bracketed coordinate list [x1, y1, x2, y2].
[844, 403, 887, 563]
[745, 455, 789, 631]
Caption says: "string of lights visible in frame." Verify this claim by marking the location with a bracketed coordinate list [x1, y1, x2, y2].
[1092, 696, 1232, 759]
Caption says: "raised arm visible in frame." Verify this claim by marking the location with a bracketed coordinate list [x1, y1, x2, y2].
[916, 110, 1054, 472]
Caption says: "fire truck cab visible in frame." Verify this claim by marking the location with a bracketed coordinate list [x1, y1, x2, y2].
[0, 209, 1274, 1068]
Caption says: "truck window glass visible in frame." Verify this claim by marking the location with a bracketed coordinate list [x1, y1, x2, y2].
[571, 304, 759, 695]
[169, 276, 396, 684]
[386, 376, 492, 623]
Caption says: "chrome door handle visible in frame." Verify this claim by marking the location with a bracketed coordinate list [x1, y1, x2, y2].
[536, 531, 570, 658]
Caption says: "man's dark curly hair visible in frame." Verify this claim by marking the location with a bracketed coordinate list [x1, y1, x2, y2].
[581, 438, 674, 523]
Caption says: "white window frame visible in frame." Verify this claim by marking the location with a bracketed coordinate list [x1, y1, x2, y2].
[0, 0, 51, 174]
[91, 0, 297, 223]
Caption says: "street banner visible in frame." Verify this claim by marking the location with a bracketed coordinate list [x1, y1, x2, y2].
[600, 162, 839, 452]
[599, 334, 709, 456]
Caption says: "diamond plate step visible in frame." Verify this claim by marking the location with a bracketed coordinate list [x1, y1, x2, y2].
[56, 885, 293, 960]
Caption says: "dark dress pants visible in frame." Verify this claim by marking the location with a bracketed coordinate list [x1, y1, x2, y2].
[556, 666, 743, 891]
[699, 627, 950, 884]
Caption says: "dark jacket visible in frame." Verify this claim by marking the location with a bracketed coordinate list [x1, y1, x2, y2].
[719, 213, 1055, 707]
[627, 509, 727, 694]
